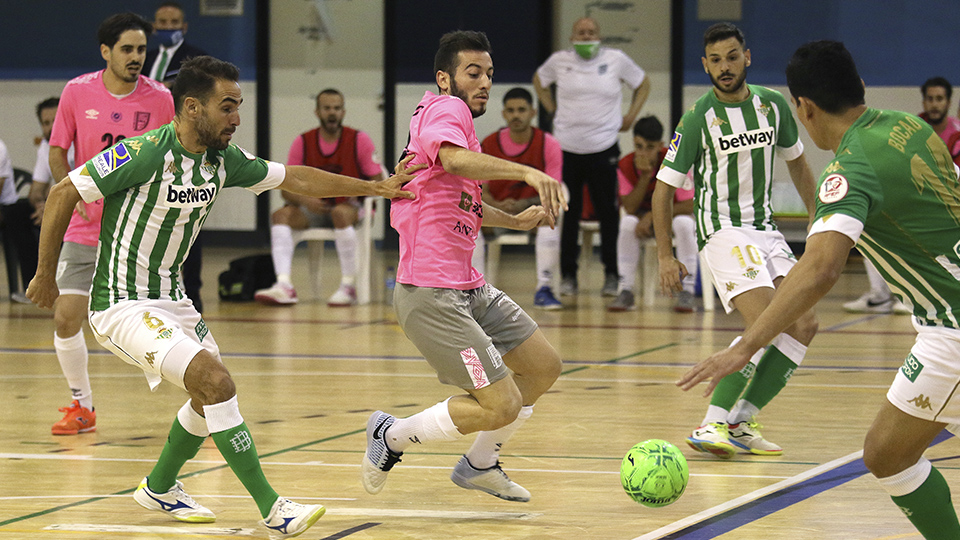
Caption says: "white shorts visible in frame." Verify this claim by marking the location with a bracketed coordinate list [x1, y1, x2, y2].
[89, 298, 220, 391]
[701, 228, 797, 313]
[887, 321, 960, 424]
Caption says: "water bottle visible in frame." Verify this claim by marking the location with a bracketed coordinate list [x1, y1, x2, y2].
[384, 266, 396, 305]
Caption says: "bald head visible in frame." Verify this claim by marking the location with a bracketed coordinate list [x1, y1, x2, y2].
[571, 17, 600, 42]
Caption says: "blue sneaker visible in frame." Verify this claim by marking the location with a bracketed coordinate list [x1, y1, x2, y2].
[534, 287, 562, 310]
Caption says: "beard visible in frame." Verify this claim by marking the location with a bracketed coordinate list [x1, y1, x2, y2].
[321, 116, 342, 134]
[925, 109, 947, 125]
[114, 62, 141, 83]
[450, 78, 485, 118]
[709, 68, 747, 97]
[196, 110, 231, 150]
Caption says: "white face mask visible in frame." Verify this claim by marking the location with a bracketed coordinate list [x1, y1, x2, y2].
[573, 41, 600, 60]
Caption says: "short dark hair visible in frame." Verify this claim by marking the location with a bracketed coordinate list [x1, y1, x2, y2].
[786, 41, 865, 115]
[434, 30, 492, 76]
[633, 115, 663, 141]
[157, 1, 184, 13]
[922, 76, 952, 101]
[315, 88, 344, 107]
[98, 12, 152, 49]
[170, 56, 240, 115]
[36, 97, 60, 120]
[502, 87, 533, 106]
[703, 22, 745, 50]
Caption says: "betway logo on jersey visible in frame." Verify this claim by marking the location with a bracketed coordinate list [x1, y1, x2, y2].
[715, 127, 775, 155]
[165, 183, 217, 208]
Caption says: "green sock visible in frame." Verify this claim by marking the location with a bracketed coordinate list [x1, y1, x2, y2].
[891, 466, 960, 539]
[147, 418, 205, 493]
[740, 344, 798, 410]
[211, 422, 278, 517]
[709, 360, 754, 410]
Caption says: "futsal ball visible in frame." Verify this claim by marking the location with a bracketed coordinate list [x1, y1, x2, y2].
[620, 439, 689, 507]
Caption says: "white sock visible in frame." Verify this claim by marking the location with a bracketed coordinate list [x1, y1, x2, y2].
[465, 405, 533, 469]
[727, 400, 760, 425]
[177, 399, 210, 437]
[617, 214, 640, 292]
[673, 214, 698, 293]
[203, 395, 244, 433]
[535, 226, 560, 289]
[472, 233, 486, 276]
[334, 226, 357, 284]
[55, 329, 92, 410]
[877, 458, 932, 497]
[702, 405, 729, 425]
[864, 259, 892, 301]
[270, 224, 295, 284]
[385, 399, 463, 452]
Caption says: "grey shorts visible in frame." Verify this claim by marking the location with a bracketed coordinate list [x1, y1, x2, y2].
[395, 283, 539, 390]
[56, 241, 97, 296]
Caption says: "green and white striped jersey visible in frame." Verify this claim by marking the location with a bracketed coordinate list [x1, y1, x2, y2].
[70, 123, 285, 311]
[808, 108, 960, 328]
[657, 84, 803, 249]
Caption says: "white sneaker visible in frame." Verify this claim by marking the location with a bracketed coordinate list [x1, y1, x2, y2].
[361, 411, 403, 494]
[892, 299, 912, 315]
[727, 420, 783, 455]
[327, 284, 357, 307]
[255, 283, 298, 305]
[842, 292, 892, 313]
[10, 292, 31, 304]
[133, 477, 216, 523]
[450, 456, 530, 502]
[685, 422, 737, 459]
[260, 497, 325, 540]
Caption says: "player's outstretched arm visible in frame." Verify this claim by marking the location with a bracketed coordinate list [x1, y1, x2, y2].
[438, 143, 567, 227]
[26, 178, 83, 309]
[281, 165, 417, 201]
[651, 181, 685, 293]
[481, 202, 547, 230]
[677, 230, 853, 395]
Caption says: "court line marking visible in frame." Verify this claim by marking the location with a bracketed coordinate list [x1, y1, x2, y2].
[629, 450, 865, 540]
[0, 453, 791, 480]
[43, 524, 257, 536]
[630, 430, 954, 540]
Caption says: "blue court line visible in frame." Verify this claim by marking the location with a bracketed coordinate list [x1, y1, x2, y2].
[660, 430, 954, 539]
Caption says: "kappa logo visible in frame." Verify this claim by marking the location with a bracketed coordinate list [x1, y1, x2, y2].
[715, 127, 776, 155]
[824, 161, 845, 174]
[165, 183, 218, 208]
[144, 351, 157, 367]
[126, 139, 143, 156]
[818, 174, 848, 204]
[725, 281, 736, 292]
[710, 117, 727, 128]
[165, 162, 180, 176]
[907, 394, 932, 410]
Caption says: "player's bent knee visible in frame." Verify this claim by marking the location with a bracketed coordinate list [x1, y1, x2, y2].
[184, 351, 236, 406]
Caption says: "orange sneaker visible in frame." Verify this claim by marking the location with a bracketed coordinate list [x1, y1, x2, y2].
[52, 400, 96, 435]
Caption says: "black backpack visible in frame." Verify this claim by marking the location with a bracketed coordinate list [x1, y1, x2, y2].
[217, 254, 276, 302]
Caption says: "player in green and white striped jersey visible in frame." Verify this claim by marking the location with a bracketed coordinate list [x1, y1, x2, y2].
[27, 56, 416, 539]
[652, 23, 819, 458]
[681, 40, 960, 540]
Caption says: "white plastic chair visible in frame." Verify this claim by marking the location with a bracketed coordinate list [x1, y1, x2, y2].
[293, 196, 385, 305]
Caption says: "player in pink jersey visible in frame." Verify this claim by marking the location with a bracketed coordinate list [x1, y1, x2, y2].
[46, 12, 174, 435]
[360, 31, 567, 503]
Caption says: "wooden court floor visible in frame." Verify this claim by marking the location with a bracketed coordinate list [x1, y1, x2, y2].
[0, 246, 954, 539]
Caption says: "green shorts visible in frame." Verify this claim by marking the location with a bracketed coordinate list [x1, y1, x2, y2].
[395, 283, 538, 390]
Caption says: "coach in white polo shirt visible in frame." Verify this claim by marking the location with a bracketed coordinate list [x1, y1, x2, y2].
[534, 17, 650, 297]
